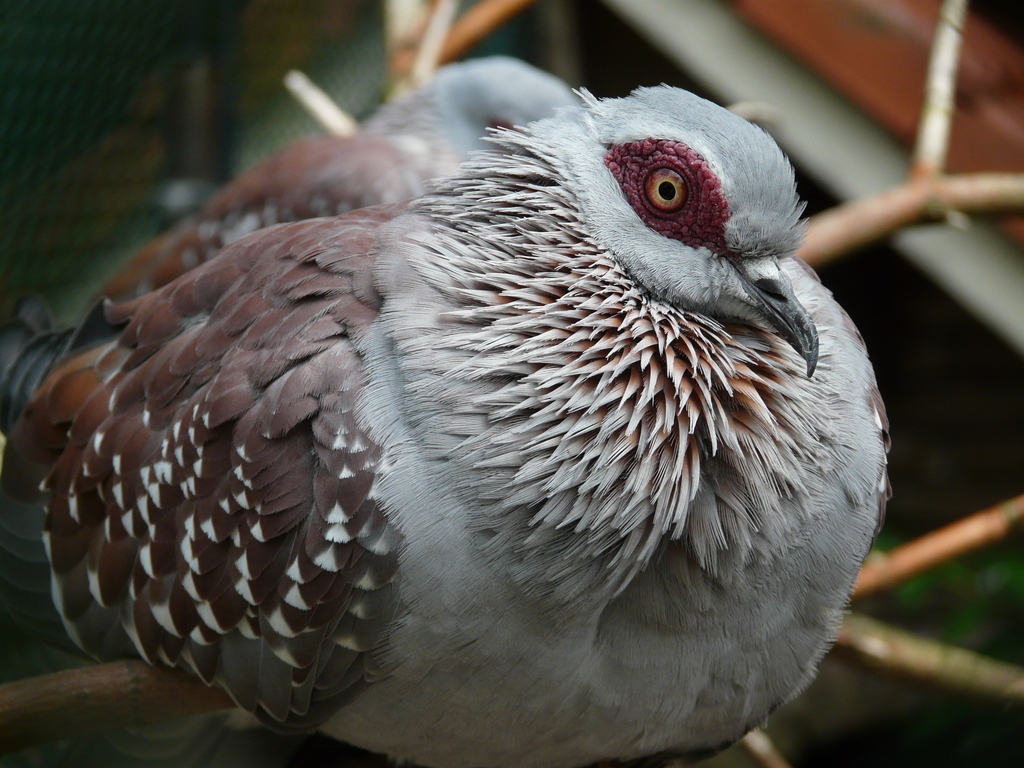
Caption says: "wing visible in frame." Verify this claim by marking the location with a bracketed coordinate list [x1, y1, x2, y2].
[101, 134, 427, 301]
[4, 205, 406, 730]
[792, 255, 890, 537]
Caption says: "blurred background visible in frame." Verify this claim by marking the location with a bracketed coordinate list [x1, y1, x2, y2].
[1, 0, 1024, 766]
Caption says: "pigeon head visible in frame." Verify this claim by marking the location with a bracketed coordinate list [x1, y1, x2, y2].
[529, 86, 817, 375]
[422, 56, 580, 155]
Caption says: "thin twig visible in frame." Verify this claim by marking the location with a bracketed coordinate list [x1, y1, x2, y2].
[740, 729, 795, 768]
[0, 660, 235, 754]
[386, 0, 426, 54]
[800, 172, 1024, 266]
[854, 492, 1024, 600]
[283, 71, 358, 137]
[911, 0, 970, 179]
[833, 614, 1024, 705]
[391, 0, 543, 78]
[438, 0, 541, 64]
[408, 0, 459, 88]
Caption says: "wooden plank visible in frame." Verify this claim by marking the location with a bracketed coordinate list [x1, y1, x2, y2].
[730, 0, 1024, 174]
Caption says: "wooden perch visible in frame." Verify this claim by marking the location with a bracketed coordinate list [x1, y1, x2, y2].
[0, 660, 234, 755]
[911, 0, 969, 179]
[797, 0, 1024, 267]
[834, 614, 1024, 705]
[283, 70, 358, 137]
[853, 492, 1024, 600]
[407, 0, 459, 88]
[801, 172, 1024, 266]
[391, 0, 542, 78]
[740, 729, 795, 768]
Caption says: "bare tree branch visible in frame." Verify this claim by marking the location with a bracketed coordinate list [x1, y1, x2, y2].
[911, 0, 970, 179]
[0, 660, 234, 755]
[740, 729, 795, 768]
[385, 0, 427, 59]
[853, 492, 1024, 600]
[283, 71, 358, 136]
[833, 614, 1024, 705]
[407, 0, 460, 89]
[392, 0, 542, 78]
[800, 172, 1024, 266]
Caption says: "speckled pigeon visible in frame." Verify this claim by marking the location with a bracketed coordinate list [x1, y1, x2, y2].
[101, 56, 578, 300]
[0, 86, 889, 768]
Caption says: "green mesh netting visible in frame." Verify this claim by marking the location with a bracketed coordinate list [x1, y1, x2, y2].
[0, 0, 390, 320]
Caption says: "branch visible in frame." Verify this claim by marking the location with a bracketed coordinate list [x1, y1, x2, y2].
[833, 614, 1024, 705]
[385, 0, 427, 59]
[0, 660, 234, 755]
[407, 0, 460, 89]
[853, 492, 1024, 600]
[740, 729, 795, 768]
[391, 0, 542, 78]
[283, 71, 358, 136]
[800, 173, 1024, 266]
[911, 0, 970, 179]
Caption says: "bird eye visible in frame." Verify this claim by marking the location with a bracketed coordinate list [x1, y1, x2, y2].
[644, 168, 688, 214]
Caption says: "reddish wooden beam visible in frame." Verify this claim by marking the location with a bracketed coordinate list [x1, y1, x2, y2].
[730, 0, 1024, 172]
[730, 0, 1024, 245]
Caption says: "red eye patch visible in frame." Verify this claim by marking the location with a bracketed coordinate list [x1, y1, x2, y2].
[604, 139, 730, 254]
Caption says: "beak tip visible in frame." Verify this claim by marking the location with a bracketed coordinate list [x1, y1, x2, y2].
[802, 333, 819, 378]
[800, 331, 819, 378]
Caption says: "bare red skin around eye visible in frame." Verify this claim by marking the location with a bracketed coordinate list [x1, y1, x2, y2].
[604, 139, 730, 254]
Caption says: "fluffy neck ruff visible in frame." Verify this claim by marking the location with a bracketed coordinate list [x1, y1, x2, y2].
[408, 132, 822, 581]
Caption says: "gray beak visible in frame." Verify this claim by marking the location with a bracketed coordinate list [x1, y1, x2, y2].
[734, 261, 819, 377]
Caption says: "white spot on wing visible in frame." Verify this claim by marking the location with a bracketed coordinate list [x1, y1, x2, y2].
[325, 503, 348, 524]
[140, 542, 155, 577]
[333, 631, 363, 652]
[283, 582, 310, 610]
[181, 570, 200, 601]
[267, 605, 298, 637]
[234, 577, 256, 604]
[313, 547, 339, 571]
[354, 570, 382, 590]
[234, 552, 252, 580]
[151, 598, 178, 635]
[325, 524, 352, 544]
[154, 461, 173, 484]
[197, 600, 227, 633]
[137, 494, 150, 523]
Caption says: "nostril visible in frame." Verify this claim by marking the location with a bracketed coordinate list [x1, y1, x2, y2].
[753, 278, 787, 302]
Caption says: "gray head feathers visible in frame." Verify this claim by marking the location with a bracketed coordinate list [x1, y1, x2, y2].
[368, 57, 579, 159]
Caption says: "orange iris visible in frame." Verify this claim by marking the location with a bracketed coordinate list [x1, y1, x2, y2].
[644, 168, 688, 214]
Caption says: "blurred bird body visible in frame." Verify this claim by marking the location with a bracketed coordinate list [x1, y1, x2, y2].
[101, 56, 578, 301]
[1, 87, 887, 768]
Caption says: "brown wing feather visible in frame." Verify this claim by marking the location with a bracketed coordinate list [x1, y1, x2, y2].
[101, 134, 424, 301]
[9, 204, 406, 728]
